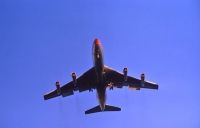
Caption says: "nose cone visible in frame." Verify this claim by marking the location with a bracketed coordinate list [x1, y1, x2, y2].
[92, 38, 103, 56]
[94, 38, 101, 46]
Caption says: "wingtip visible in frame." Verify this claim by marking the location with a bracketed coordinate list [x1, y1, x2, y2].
[43, 95, 48, 100]
[155, 84, 159, 90]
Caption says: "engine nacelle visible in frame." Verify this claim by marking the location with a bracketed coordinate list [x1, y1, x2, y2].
[123, 68, 128, 82]
[141, 73, 145, 86]
[72, 72, 77, 86]
[55, 81, 61, 94]
[109, 86, 114, 90]
[89, 88, 93, 92]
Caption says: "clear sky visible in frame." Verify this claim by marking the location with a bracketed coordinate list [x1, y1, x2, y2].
[0, 0, 200, 128]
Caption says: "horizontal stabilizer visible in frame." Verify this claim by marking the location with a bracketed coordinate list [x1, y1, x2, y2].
[85, 105, 121, 114]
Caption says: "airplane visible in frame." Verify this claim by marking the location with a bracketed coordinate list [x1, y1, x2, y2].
[43, 38, 159, 114]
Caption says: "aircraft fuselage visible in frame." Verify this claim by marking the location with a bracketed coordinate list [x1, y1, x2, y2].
[92, 39, 106, 110]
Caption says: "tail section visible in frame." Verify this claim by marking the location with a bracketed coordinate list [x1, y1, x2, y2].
[85, 105, 121, 114]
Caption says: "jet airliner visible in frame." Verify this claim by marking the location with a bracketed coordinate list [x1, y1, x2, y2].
[44, 38, 159, 114]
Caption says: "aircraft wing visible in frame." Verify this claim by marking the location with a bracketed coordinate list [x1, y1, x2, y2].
[44, 67, 97, 100]
[104, 66, 158, 90]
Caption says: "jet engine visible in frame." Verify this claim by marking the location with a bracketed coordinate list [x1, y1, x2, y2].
[141, 73, 145, 86]
[72, 72, 77, 86]
[55, 81, 61, 94]
[89, 88, 93, 92]
[123, 68, 128, 82]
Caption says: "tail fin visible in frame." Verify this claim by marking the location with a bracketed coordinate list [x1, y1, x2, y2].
[85, 105, 121, 114]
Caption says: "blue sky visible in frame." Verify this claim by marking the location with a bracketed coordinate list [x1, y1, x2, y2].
[0, 0, 200, 128]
